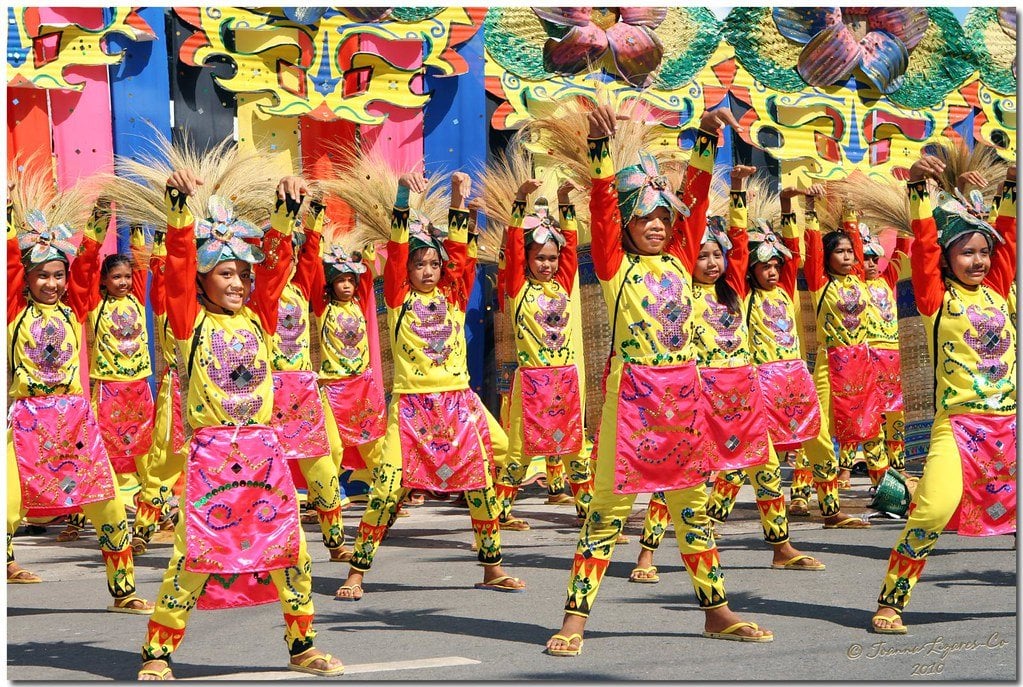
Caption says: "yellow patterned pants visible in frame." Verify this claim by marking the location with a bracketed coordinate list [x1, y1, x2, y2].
[348, 394, 508, 572]
[789, 447, 814, 503]
[7, 435, 137, 600]
[877, 414, 966, 612]
[564, 382, 726, 616]
[141, 514, 316, 660]
[803, 352, 849, 516]
[134, 371, 187, 542]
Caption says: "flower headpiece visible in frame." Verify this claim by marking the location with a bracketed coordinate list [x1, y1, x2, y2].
[858, 222, 885, 258]
[322, 243, 367, 284]
[616, 151, 690, 224]
[18, 209, 77, 269]
[523, 197, 566, 249]
[408, 208, 449, 262]
[932, 189, 1002, 249]
[701, 215, 732, 252]
[194, 195, 266, 273]
[747, 218, 793, 264]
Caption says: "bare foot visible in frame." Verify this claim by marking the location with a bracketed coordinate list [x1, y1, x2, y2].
[546, 613, 587, 654]
[138, 659, 174, 680]
[704, 605, 773, 639]
[335, 570, 365, 600]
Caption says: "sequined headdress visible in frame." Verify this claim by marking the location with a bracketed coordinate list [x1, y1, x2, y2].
[701, 215, 732, 252]
[322, 243, 367, 284]
[747, 218, 792, 264]
[858, 222, 885, 258]
[616, 151, 690, 224]
[523, 198, 566, 249]
[932, 189, 1002, 249]
[194, 196, 266, 273]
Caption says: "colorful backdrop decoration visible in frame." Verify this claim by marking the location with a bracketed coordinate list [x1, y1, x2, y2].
[7, 6, 1017, 459]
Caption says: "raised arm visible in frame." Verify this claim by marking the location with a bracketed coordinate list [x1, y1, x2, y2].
[67, 201, 110, 321]
[292, 199, 324, 302]
[673, 109, 740, 271]
[802, 192, 828, 293]
[7, 197, 26, 321]
[164, 169, 203, 341]
[778, 187, 806, 300]
[555, 179, 581, 293]
[129, 224, 149, 303]
[504, 197, 528, 299]
[586, 106, 626, 281]
[149, 229, 167, 317]
[385, 182, 412, 310]
[906, 160, 946, 318]
[987, 171, 1016, 298]
[842, 209, 867, 282]
[724, 166, 754, 298]
[356, 245, 376, 320]
[440, 172, 473, 308]
[882, 236, 911, 291]
[250, 191, 299, 333]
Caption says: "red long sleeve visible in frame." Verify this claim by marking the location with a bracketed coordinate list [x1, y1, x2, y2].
[673, 130, 718, 272]
[987, 180, 1017, 299]
[907, 181, 945, 318]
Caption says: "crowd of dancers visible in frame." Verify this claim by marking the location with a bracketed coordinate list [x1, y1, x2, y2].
[6, 102, 1016, 678]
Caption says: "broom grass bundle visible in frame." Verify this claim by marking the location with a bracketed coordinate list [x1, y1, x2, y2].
[101, 130, 278, 231]
[928, 138, 1008, 204]
[518, 89, 683, 192]
[829, 173, 911, 236]
[9, 154, 93, 239]
[811, 183, 852, 234]
[318, 142, 449, 246]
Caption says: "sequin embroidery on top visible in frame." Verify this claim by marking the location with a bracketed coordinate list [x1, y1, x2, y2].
[702, 292, 742, 354]
[108, 305, 143, 359]
[276, 300, 305, 360]
[762, 297, 796, 349]
[963, 304, 1010, 383]
[641, 271, 691, 351]
[410, 293, 457, 365]
[25, 314, 73, 386]
[835, 283, 866, 332]
[207, 328, 267, 423]
[533, 290, 570, 350]
[869, 283, 895, 323]
[331, 308, 365, 360]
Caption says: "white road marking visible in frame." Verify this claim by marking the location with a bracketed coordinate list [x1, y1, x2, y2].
[183, 655, 481, 680]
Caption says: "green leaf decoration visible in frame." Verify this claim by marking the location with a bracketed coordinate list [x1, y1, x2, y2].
[652, 8, 721, 90]
[483, 7, 553, 81]
[887, 8, 977, 108]
[964, 7, 1017, 96]
[723, 6, 805, 92]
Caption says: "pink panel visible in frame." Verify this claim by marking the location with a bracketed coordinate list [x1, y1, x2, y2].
[359, 37, 424, 174]
[39, 7, 117, 391]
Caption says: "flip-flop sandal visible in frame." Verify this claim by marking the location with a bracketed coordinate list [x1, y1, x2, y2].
[871, 611, 908, 634]
[288, 651, 345, 677]
[330, 548, 354, 563]
[474, 575, 526, 593]
[546, 493, 575, 505]
[628, 566, 660, 583]
[56, 527, 81, 543]
[406, 493, 426, 507]
[702, 621, 774, 642]
[823, 517, 871, 529]
[787, 500, 810, 516]
[545, 633, 583, 657]
[7, 568, 41, 584]
[771, 554, 825, 571]
[137, 660, 173, 680]
[335, 584, 363, 601]
[500, 518, 531, 532]
[131, 536, 149, 555]
[108, 596, 155, 615]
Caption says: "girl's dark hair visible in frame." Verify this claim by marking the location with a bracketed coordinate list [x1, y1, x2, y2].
[940, 230, 995, 282]
[100, 253, 132, 290]
[715, 278, 741, 315]
[822, 231, 852, 276]
[408, 245, 440, 264]
[746, 257, 783, 292]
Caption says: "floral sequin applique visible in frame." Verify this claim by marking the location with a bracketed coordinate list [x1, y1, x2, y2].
[276, 300, 306, 360]
[641, 271, 691, 351]
[835, 284, 866, 332]
[962, 304, 1010, 383]
[533, 290, 570, 350]
[25, 314, 73, 386]
[703, 293, 742, 354]
[869, 284, 895, 323]
[410, 294, 458, 365]
[207, 328, 267, 423]
[108, 305, 143, 359]
[762, 297, 795, 349]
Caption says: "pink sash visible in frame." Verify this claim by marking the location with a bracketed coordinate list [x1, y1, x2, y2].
[946, 414, 1016, 537]
[184, 425, 300, 574]
[95, 379, 155, 472]
[613, 362, 707, 494]
[519, 365, 583, 457]
[758, 359, 821, 450]
[869, 347, 904, 412]
[399, 389, 492, 493]
[9, 395, 116, 516]
[700, 364, 770, 471]
[271, 371, 330, 460]
[321, 367, 387, 447]
[198, 571, 279, 610]
[827, 343, 882, 445]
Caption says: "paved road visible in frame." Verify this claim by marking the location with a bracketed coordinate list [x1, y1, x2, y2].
[7, 475, 1016, 681]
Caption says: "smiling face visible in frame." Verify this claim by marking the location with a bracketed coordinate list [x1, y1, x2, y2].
[751, 258, 781, 290]
[694, 241, 725, 285]
[26, 259, 68, 305]
[102, 261, 133, 299]
[624, 206, 671, 255]
[527, 241, 560, 282]
[198, 259, 252, 313]
[944, 232, 992, 288]
[408, 247, 441, 293]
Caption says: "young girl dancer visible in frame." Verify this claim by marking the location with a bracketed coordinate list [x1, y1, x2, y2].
[333, 171, 525, 601]
[491, 178, 589, 531]
[266, 186, 351, 563]
[312, 219, 388, 537]
[859, 223, 911, 486]
[131, 228, 187, 553]
[871, 157, 1015, 634]
[801, 192, 879, 528]
[6, 177, 152, 613]
[632, 173, 825, 581]
[545, 105, 774, 657]
[136, 169, 342, 679]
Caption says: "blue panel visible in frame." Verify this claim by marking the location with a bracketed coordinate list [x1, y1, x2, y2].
[107, 7, 173, 394]
[423, 27, 493, 405]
